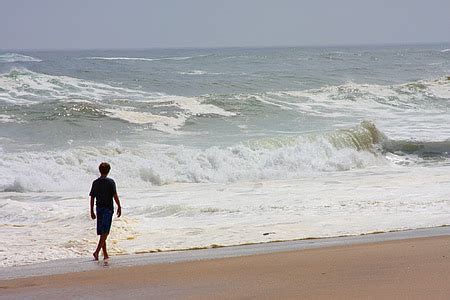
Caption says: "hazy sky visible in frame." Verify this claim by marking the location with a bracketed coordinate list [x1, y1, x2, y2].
[1, 0, 449, 50]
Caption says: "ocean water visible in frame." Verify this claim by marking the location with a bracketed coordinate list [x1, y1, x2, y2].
[1, 45, 450, 267]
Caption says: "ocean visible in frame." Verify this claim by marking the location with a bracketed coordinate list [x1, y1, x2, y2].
[1, 44, 449, 267]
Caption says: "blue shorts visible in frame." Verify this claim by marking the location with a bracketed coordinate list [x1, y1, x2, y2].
[96, 207, 113, 235]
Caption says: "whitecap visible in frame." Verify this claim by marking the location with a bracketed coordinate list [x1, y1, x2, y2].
[83, 55, 207, 62]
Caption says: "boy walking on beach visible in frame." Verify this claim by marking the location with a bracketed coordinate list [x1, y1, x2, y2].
[89, 162, 122, 261]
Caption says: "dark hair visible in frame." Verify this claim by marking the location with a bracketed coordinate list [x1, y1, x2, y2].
[99, 162, 111, 175]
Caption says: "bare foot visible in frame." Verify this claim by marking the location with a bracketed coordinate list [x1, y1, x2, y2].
[93, 252, 99, 261]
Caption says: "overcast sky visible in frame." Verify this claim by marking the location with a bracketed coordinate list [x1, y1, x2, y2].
[1, 0, 449, 50]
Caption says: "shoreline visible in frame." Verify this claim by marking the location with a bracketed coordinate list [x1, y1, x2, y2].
[1, 225, 449, 281]
[1, 229, 450, 299]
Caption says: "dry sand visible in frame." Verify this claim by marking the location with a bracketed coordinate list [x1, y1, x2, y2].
[1, 235, 450, 299]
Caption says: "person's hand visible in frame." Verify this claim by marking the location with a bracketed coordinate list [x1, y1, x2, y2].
[91, 211, 96, 220]
[117, 206, 122, 218]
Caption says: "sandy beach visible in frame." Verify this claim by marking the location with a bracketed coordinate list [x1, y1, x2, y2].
[2, 233, 450, 299]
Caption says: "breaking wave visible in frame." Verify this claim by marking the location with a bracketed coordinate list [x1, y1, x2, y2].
[0, 121, 393, 192]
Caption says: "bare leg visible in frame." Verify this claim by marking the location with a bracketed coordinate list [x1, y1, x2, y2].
[102, 236, 109, 260]
[93, 234, 108, 261]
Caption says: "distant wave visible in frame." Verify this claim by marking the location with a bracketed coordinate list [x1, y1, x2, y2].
[0, 53, 42, 63]
[84, 55, 207, 62]
[178, 70, 208, 75]
[177, 70, 224, 75]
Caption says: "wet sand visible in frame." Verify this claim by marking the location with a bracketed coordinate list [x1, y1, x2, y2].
[1, 235, 450, 299]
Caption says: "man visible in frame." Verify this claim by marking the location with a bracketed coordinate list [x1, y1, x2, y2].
[89, 162, 122, 261]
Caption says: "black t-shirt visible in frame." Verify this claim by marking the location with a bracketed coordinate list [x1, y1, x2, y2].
[89, 176, 117, 210]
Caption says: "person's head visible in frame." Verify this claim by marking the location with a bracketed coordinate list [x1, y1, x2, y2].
[99, 162, 111, 176]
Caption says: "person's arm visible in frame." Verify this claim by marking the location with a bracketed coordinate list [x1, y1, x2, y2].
[90, 196, 96, 219]
[114, 194, 121, 217]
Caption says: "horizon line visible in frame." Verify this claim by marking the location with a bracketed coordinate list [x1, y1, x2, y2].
[1, 41, 449, 52]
